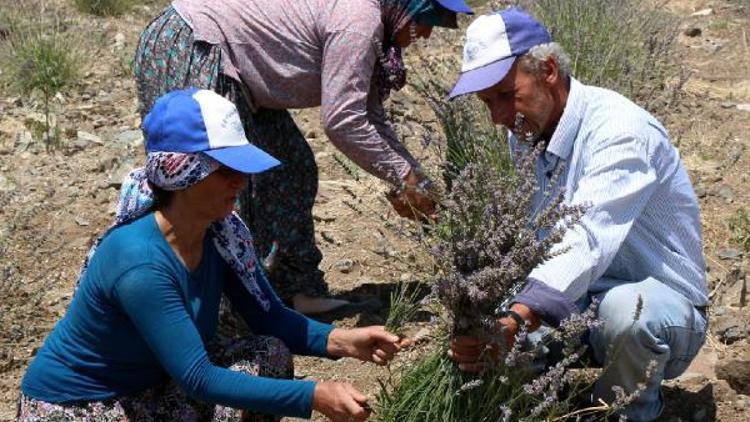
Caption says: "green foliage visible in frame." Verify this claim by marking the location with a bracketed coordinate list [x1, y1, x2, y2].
[728, 208, 750, 252]
[410, 55, 512, 190]
[332, 153, 361, 181]
[384, 280, 423, 336]
[0, 7, 80, 148]
[73, 0, 135, 17]
[520, 0, 684, 113]
[2, 27, 78, 101]
[376, 344, 595, 421]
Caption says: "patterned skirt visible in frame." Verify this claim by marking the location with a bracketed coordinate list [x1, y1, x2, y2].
[17, 336, 292, 421]
[132, 6, 328, 301]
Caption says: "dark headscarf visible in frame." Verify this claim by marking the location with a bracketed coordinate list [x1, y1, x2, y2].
[375, 0, 458, 100]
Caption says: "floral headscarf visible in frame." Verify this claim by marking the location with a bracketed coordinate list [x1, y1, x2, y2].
[78, 152, 271, 311]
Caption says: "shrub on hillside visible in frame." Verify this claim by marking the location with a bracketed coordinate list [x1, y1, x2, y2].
[519, 0, 685, 113]
[73, 0, 134, 17]
[0, 7, 80, 149]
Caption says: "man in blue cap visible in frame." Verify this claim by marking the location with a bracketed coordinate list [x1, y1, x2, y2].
[447, 7, 708, 421]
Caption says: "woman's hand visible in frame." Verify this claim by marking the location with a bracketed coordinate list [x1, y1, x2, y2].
[386, 170, 438, 221]
[312, 381, 371, 422]
[327, 326, 411, 365]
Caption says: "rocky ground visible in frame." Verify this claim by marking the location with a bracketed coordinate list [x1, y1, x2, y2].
[1, 0, 749, 421]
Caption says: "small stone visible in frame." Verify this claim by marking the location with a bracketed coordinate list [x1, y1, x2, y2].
[320, 231, 336, 244]
[400, 272, 413, 282]
[735, 395, 750, 410]
[736, 103, 750, 112]
[74, 217, 90, 227]
[0, 173, 14, 192]
[712, 305, 727, 317]
[14, 131, 33, 150]
[107, 165, 134, 189]
[305, 129, 317, 139]
[334, 258, 355, 274]
[116, 129, 144, 147]
[413, 327, 432, 344]
[718, 248, 743, 260]
[76, 130, 103, 145]
[690, 8, 713, 17]
[716, 185, 735, 203]
[720, 101, 736, 109]
[704, 41, 722, 54]
[684, 27, 702, 37]
[114, 33, 126, 50]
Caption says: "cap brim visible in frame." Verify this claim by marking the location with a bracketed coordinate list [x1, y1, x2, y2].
[447, 57, 516, 99]
[204, 144, 281, 174]
[435, 0, 474, 14]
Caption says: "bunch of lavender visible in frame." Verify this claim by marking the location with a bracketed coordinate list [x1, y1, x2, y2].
[434, 141, 584, 339]
[376, 142, 598, 421]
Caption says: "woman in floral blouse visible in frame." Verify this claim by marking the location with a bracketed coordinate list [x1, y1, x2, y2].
[133, 0, 473, 314]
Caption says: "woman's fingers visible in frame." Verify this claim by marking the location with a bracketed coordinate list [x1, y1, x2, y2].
[371, 353, 387, 365]
[344, 385, 371, 421]
[375, 341, 399, 355]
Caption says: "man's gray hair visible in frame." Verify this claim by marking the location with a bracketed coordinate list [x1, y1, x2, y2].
[518, 42, 572, 79]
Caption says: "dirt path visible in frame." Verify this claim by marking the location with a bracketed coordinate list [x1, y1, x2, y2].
[1, 0, 748, 421]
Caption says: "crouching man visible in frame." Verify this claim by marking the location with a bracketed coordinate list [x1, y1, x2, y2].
[446, 7, 708, 421]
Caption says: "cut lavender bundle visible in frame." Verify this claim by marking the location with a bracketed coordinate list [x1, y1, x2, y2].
[377, 142, 598, 421]
[433, 141, 585, 340]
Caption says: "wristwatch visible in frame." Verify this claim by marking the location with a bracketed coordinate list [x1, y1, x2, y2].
[499, 308, 526, 330]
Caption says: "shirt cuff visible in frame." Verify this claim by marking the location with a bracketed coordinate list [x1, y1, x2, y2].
[306, 319, 336, 358]
[512, 278, 578, 327]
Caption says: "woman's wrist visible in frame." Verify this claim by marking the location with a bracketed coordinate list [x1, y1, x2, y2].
[326, 328, 348, 358]
[394, 168, 434, 196]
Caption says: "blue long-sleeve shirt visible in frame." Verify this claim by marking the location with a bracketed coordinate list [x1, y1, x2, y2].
[513, 78, 708, 325]
[21, 212, 334, 418]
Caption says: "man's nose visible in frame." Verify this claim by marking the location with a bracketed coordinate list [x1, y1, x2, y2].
[229, 172, 248, 190]
[488, 102, 512, 126]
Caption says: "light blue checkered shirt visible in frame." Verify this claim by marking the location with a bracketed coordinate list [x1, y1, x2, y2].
[511, 78, 708, 318]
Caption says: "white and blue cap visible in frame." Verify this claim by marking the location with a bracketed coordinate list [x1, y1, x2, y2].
[448, 7, 551, 99]
[143, 88, 281, 174]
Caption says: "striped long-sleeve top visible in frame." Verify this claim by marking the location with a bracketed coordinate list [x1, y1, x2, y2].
[172, 0, 418, 185]
[513, 77, 708, 325]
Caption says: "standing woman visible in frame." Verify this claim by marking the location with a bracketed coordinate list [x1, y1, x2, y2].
[133, 0, 473, 314]
[19, 89, 408, 421]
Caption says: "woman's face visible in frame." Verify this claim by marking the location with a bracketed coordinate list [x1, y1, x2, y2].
[395, 21, 433, 48]
[180, 166, 248, 221]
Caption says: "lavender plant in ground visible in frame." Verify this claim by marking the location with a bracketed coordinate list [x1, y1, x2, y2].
[376, 141, 603, 421]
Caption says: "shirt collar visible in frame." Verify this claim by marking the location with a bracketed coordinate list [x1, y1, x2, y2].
[545, 77, 585, 161]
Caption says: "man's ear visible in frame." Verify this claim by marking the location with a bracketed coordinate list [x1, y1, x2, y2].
[543, 56, 560, 85]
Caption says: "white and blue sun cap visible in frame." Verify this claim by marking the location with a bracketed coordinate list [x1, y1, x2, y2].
[143, 88, 281, 174]
[448, 7, 551, 99]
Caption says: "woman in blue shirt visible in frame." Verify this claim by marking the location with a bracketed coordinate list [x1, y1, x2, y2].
[18, 89, 407, 421]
